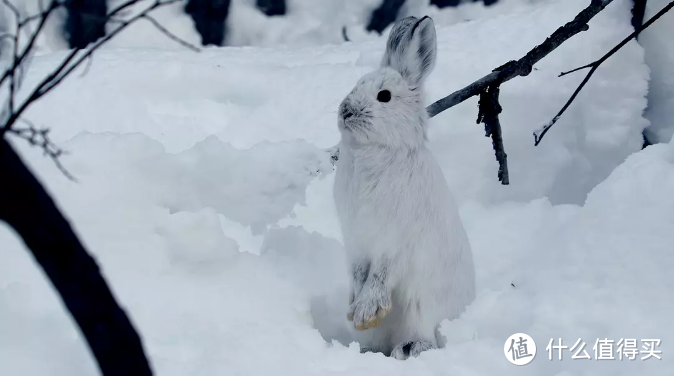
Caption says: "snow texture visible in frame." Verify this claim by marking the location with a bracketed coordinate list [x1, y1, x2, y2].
[0, 0, 671, 375]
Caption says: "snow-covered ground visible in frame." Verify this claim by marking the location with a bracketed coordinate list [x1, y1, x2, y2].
[1, 0, 673, 375]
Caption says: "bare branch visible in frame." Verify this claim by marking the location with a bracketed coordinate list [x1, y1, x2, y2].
[426, 0, 614, 118]
[0, 1, 201, 373]
[0, 0, 60, 89]
[5, 0, 21, 115]
[7, 120, 76, 181]
[477, 85, 508, 185]
[329, 0, 621, 183]
[0, 0, 185, 139]
[78, 53, 95, 78]
[142, 14, 200, 52]
[1, 0, 20, 19]
[534, 0, 674, 145]
[1, 0, 198, 182]
[341, 26, 350, 42]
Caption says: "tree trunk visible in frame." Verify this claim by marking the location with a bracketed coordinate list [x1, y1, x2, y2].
[0, 138, 153, 376]
[430, 0, 461, 7]
[185, 0, 231, 46]
[64, 0, 107, 49]
[630, 0, 650, 147]
[367, 0, 406, 34]
[256, 0, 286, 16]
[431, 0, 499, 9]
[632, 0, 648, 36]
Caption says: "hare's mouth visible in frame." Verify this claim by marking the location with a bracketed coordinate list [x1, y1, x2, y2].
[343, 114, 371, 131]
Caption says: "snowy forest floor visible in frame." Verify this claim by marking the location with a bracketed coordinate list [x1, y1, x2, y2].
[1, 0, 673, 375]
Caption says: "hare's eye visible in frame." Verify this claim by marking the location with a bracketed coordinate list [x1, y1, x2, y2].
[376, 90, 391, 103]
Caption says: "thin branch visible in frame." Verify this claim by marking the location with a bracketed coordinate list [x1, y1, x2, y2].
[330, 0, 615, 167]
[425, 0, 614, 118]
[534, 0, 674, 145]
[0, 0, 60, 89]
[342, 26, 350, 42]
[78, 53, 95, 77]
[7, 120, 76, 180]
[36, 0, 184, 97]
[477, 85, 509, 185]
[1, 0, 198, 179]
[1, 0, 20, 19]
[142, 14, 200, 52]
[0, 0, 184, 138]
[6, 0, 20, 115]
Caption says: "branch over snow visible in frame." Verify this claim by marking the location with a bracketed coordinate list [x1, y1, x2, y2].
[425, 0, 614, 118]
[7, 120, 74, 180]
[331, 0, 674, 184]
[534, 0, 674, 145]
[0, 0, 201, 374]
[0, 137, 154, 375]
[0, 0, 199, 142]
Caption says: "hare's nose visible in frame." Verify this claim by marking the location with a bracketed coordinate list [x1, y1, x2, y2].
[343, 112, 354, 120]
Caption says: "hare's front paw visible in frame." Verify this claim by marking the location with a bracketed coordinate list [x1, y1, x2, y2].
[346, 284, 391, 330]
[349, 261, 370, 304]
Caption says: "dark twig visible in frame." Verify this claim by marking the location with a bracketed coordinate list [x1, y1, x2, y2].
[7, 120, 76, 180]
[78, 53, 95, 77]
[426, 0, 614, 118]
[0, 0, 186, 139]
[533, 0, 674, 145]
[6, 0, 20, 115]
[143, 14, 200, 52]
[0, 0, 60, 89]
[477, 85, 508, 185]
[1, 0, 20, 19]
[342, 26, 350, 42]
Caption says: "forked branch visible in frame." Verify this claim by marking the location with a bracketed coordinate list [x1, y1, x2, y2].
[330, 0, 672, 184]
[425, 0, 615, 118]
[533, 0, 674, 145]
[0, 1, 201, 375]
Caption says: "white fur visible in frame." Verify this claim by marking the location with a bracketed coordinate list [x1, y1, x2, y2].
[332, 16, 476, 358]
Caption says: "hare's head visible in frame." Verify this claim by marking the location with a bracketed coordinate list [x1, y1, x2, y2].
[338, 16, 437, 149]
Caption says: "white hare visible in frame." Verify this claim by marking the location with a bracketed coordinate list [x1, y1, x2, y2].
[333, 16, 476, 360]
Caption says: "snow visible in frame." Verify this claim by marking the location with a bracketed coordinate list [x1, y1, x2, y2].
[1, 0, 672, 375]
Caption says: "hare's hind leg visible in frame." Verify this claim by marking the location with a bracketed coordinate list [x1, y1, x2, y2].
[390, 340, 435, 360]
[349, 322, 392, 355]
[389, 299, 439, 360]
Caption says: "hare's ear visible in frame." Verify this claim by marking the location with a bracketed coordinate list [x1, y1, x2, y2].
[380, 16, 437, 89]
